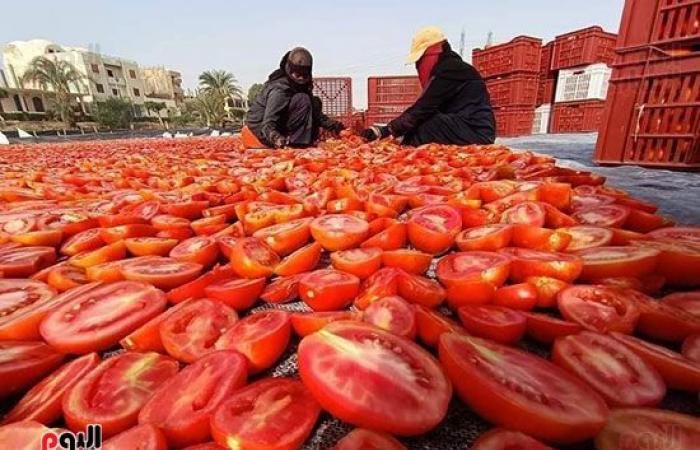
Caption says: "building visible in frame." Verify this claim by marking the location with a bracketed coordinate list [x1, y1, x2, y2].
[141, 67, 184, 107]
[0, 67, 82, 118]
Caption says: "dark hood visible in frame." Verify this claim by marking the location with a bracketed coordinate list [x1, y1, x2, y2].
[432, 42, 482, 81]
[267, 51, 313, 93]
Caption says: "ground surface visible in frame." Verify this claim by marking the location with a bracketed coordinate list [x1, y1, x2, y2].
[499, 133, 700, 225]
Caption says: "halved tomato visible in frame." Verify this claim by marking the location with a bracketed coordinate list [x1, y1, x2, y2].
[594, 408, 700, 450]
[330, 428, 407, 450]
[121, 256, 203, 289]
[552, 331, 665, 407]
[439, 333, 608, 444]
[436, 251, 511, 307]
[69, 240, 125, 269]
[291, 311, 363, 337]
[647, 226, 700, 245]
[572, 205, 630, 228]
[102, 424, 168, 450]
[204, 277, 265, 310]
[0, 246, 56, 277]
[629, 289, 700, 342]
[331, 247, 382, 279]
[557, 285, 640, 334]
[260, 274, 302, 304]
[40, 280, 167, 354]
[354, 267, 401, 310]
[510, 225, 571, 252]
[364, 295, 416, 338]
[125, 236, 179, 256]
[360, 222, 406, 250]
[396, 271, 445, 308]
[46, 264, 88, 292]
[138, 350, 248, 447]
[298, 321, 451, 435]
[470, 428, 553, 450]
[169, 236, 219, 267]
[683, 334, 700, 362]
[162, 200, 208, 220]
[0, 421, 67, 450]
[571, 194, 615, 211]
[310, 214, 369, 251]
[632, 239, 700, 287]
[525, 276, 569, 308]
[0, 340, 64, 399]
[215, 310, 291, 373]
[493, 282, 538, 311]
[60, 228, 104, 256]
[10, 229, 63, 247]
[501, 201, 546, 227]
[229, 237, 280, 278]
[274, 241, 322, 276]
[575, 246, 659, 281]
[252, 218, 311, 256]
[100, 224, 156, 244]
[381, 249, 432, 274]
[457, 305, 526, 344]
[152, 214, 190, 231]
[63, 352, 179, 437]
[211, 378, 320, 450]
[0, 279, 57, 340]
[498, 248, 583, 283]
[299, 269, 360, 311]
[561, 226, 614, 252]
[406, 204, 462, 254]
[523, 312, 582, 344]
[455, 224, 513, 251]
[662, 291, 700, 316]
[414, 305, 466, 348]
[166, 264, 237, 303]
[120, 298, 195, 352]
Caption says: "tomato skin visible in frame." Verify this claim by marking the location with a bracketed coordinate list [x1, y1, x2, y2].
[102, 424, 168, 450]
[169, 236, 220, 267]
[310, 214, 369, 251]
[125, 236, 179, 256]
[138, 350, 248, 448]
[330, 428, 407, 450]
[414, 305, 466, 348]
[407, 204, 462, 254]
[499, 247, 583, 283]
[211, 378, 321, 450]
[229, 237, 280, 278]
[575, 246, 659, 281]
[470, 428, 554, 450]
[166, 264, 237, 304]
[438, 333, 609, 444]
[552, 332, 666, 407]
[0, 340, 65, 399]
[299, 269, 360, 311]
[493, 283, 538, 311]
[298, 321, 451, 436]
[632, 239, 700, 287]
[594, 408, 700, 450]
[629, 290, 700, 343]
[557, 285, 640, 335]
[525, 276, 569, 308]
[62, 351, 179, 438]
[364, 295, 416, 338]
[331, 247, 383, 279]
[381, 249, 432, 274]
[523, 312, 581, 344]
[204, 277, 266, 310]
[0, 279, 58, 340]
[354, 267, 401, 310]
[120, 299, 194, 352]
[361, 222, 407, 250]
[69, 240, 126, 269]
[252, 218, 311, 256]
[100, 224, 157, 244]
[455, 224, 513, 251]
[2, 353, 100, 425]
[457, 305, 526, 344]
[662, 291, 700, 316]
[682, 335, 700, 362]
[60, 228, 104, 256]
[397, 271, 446, 308]
[291, 311, 363, 337]
[181, 444, 226, 450]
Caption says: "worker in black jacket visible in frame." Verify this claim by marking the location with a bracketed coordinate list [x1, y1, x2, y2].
[246, 47, 345, 148]
[362, 27, 495, 146]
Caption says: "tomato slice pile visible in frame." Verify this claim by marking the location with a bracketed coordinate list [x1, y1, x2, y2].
[0, 135, 698, 447]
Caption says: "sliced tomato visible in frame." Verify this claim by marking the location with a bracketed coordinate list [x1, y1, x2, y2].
[510, 225, 571, 252]
[595, 408, 700, 450]
[557, 285, 639, 334]
[0, 246, 56, 277]
[169, 236, 219, 267]
[525, 276, 569, 308]
[160, 298, 238, 363]
[60, 228, 104, 256]
[330, 428, 407, 450]
[575, 246, 659, 281]
[39, 280, 166, 354]
[436, 251, 510, 307]
[571, 194, 615, 211]
[100, 224, 156, 244]
[211, 378, 320, 450]
[298, 321, 451, 435]
[682, 334, 700, 362]
[471, 428, 554, 450]
[523, 312, 582, 344]
[252, 218, 311, 256]
[354, 267, 401, 310]
[572, 205, 630, 228]
[138, 350, 248, 447]
[260, 274, 302, 304]
[98, 214, 149, 228]
[457, 304, 526, 344]
[624, 208, 670, 233]
[501, 201, 546, 227]
[360, 222, 406, 250]
[102, 424, 168, 450]
[120, 298, 195, 352]
[552, 331, 665, 407]
[46, 264, 88, 292]
[647, 226, 700, 245]
[455, 224, 513, 251]
[329, 247, 381, 279]
[381, 249, 432, 274]
[63, 352, 179, 437]
[166, 264, 237, 303]
[152, 214, 190, 231]
[215, 310, 291, 373]
[396, 271, 445, 308]
[632, 239, 700, 287]
[229, 237, 280, 278]
[204, 277, 265, 310]
[363, 295, 416, 338]
[162, 200, 208, 220]
[299, 269, 360, 311]
[0, 421, 67, 450]
[310, 214, 369, 251]
[493, 282, 538, 310]
[1, 353, 100, 425]
[406, 204, 462, 254]
[0, 341, 64, 399]
[0, 279, 57, 340]
[498, 247, 583, 283]
[69, 240, 126, 269]
[121, 256, 203, 289]
[10, 229, 63, 247]
[438, 333, 608, 444]
[662, 291, 700, 316]
[125, 236, 178, 256]
[274, 241, 322, 276]
[414, 305, 466, 348]
[291, 310, 363, 337]
[629, 289, 700, 342]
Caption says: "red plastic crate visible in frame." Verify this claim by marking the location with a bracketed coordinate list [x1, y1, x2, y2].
[313, 77, 352, 124]
[595, 47, 700, 169]
[494, 106, 535, 137]
[365, 104, 413, 126]
[367, 76, 421, 107]
[551, 26, 618, 70]
[485, 74, 539, 107]
[540, 42, 554, 76]
[618, 0, 700, 49]
[551, 99, 607, 133]
[472, 36, 542, 79]
[537, 77, 556, 106]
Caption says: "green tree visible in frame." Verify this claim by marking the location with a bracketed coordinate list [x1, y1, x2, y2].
[144, 100, 167, 128]
[94, 97, 133, 129]
[21, 56, 84, 125]
[191, 89, 226, 127]
[247, 83, 263, 104]
[198, 70, 242, 98]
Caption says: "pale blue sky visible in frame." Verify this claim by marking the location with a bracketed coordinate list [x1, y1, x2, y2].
[0, 0, 624, 108]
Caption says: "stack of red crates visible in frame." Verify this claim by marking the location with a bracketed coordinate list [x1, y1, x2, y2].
[595, 0, 700, 169]
[537, 42, 556, 106]
[550, 26, 617, 133]
[312, 77, 353, 127]
[365, 76, 421, 126]
[473, 36, 542, 137]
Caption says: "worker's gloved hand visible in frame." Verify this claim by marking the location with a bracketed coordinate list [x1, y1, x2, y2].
[361, 125, 390, 142]
[327, 121, 345, 135]
[273, 135, 288, 149]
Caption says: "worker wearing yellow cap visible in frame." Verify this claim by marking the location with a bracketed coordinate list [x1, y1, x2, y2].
[362, 26, 495, 146]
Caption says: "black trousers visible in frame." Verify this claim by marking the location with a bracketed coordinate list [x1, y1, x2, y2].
[402, 113, 495, 146]
[286, 93, 323, 146]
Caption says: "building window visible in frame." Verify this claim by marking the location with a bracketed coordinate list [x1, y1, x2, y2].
[96, 83, 104, 94]
[91, 64, 99, 74]
[13, 94, 23, 112]
[133, 88, 140, 97]
[32, 97, 45, 113]
[107, 69, 114, 78]
[129, 69, 136, 79]
[112, 88, 119, 96]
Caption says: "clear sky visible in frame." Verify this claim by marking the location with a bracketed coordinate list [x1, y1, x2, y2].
[0, 0, 624, 108]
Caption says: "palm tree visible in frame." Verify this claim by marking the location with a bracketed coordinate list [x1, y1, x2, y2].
[21, 56, 84, 125]
[144, 100, 167, 128]
[191, 89, 226, 127]
[198, 70, 242, 98]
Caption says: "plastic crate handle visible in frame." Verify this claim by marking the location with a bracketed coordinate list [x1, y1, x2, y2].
[633, 104, 646, 143]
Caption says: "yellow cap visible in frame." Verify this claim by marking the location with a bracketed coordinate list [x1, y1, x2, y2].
[406, 26, 447, 64]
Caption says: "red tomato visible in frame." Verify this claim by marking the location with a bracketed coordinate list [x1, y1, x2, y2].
[10, 229, 63, 247]
[299, 269, 360, 311]
[204, 277, 266, 310]
[575, 246, 659, 281]
[436, 251, 510, 307]
[501, 201, 546, 227]
[102, 424, 168, 450]
[211, 378, 320, 450]
[260, 274, 302, 304]
[46, 264, 88, 292]
[455, 224, 513, 251]
[331, 247, 382, 279]
[682, 335, 700, 362]
[0, 341, 64, 399]
[298, 321, 451, 435]
[632, 239, 700, 287]
[470, 428, 554, 450]
[595, 408, 700, 450]
[100, 224, 156, 244]
[162, 200, 208, 219]
[229, 237, 280, 278]
[125, 236, 178, 256]
[363, 295, 416, 338]
[523, 312, 582, 344]
[629, 289, 700, 342]
[439, 333, 608, 444]
[0, 421, 67, 450]
[525, 276, 569, 308]
[166, 264, 237, 303]
[252, 218, 311, 256]
[406, 204, 462, 254]
[493, 282, 538, 310]
[0, 245, 56, 277]
[274, 241, 322, 276]
[571, 194, 616, 211]
[0, 279, 57, 340]
[512, 224, 572, 252]
[1, 353, 100, 425]
[354, 267, 401, 310]
[62, 352, 178, 437]
[572, 204, 630, 228]
[215, 310, 291, 373]
[611, 332, 700, 391]
[181, 444, 226, 450]
[624, 208, 670, 233]
[557, 285, 640, 334]
[69, 240, 126, 269]
[310, 214, 369, 251]
[647, 226, 700, 245]
[160, 298, 238, 363]
[414, 305, 466, 348]
[381, 249, 432, 274]
[552, 331, 666, 407]
[120, 298, 195, 352]
[360, 221, 407, 250]
[498, 248, 583, 283]
[152, 214, 190, 230]
[99, 214, 149, 228]
[291, 310, 363, 337]
[169, 236, 219, 267]
[330, 428, 407, 450]
[397, 271, 446, 308]
[60, 228, 104, 256]
[121, 256, 203, 289]
[663, 291, 700, 316]
[457, 305, 526, 344]
[138, 350, 247, 447]
[40, 281, 167, 354]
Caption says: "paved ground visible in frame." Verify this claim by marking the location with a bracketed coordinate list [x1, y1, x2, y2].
[499, 133, 700, 225]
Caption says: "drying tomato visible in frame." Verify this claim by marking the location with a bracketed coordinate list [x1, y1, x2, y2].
[203, 277, 265, 310]
[523, 312, 582, 344]
[439, 333, 608, 444]
[62, 352, 178, 438]
[1, 353, 100, 425]
[470, 429, 553, 450]
[330, 247, 382, 279]
[166, 264, 237, 303]
[299, 269, 360, 311]
[510, 224, 571, 252]
[0, 245, 56, 277]
[260, 274, 302, 304]
[630, 290, 700, 342]
[360, 221, 406, 250]
[457, 304, 526, 344]
[455, 224, 513, 251]
[120, 299, 194, 352]
[682, 335, 700, 362]
[499, 247, 583, 283]
[572, 205, 630, 228]
[552, 332, 666, 407]
[46, 264, 88, 292]
[436, 251, 510, 306]
[102, 424, 168, 450]
[632, 239, 700, 287]
[501, 201, 546, 227]
[60, 228, 104, 256]
[69, 240, 125, 268]
[160, 298, 238, 363]
[125, 236, 178, 256]
[40, 280, 167, 354]
[138, 350, 248, 447]
[0, 340, 64, 399]
[310, 214, 369, 251]
[100, 224, 156, 244]
[121, 256, 202, 289]
[291, 310, 363, 337]
[274, 241, 322, 276]
[595, 408, 700, 450]
[414, 305, 465, 348]
[557, 285, 640, 334]
[298, 321, 451, 435]
[152, 214, 190, 231]
[381, 249, 432, 274]
[10, 229, 63, 247]
[162, 200, 208, 219]
[363, 295, 416, 338]
[525, 276, 569, 307]
[229, 237, 280, 278]
[647, 225, 700, 245]
[575, 246, 659, 281]
[169, 236, 219, 267]
[0, 279, 57, 340]
[354, 267, 401, 310]
[396, 271, 445, 308]
[406, 204, 462, 254]
[211, 378, 320, 450]
[662, 291, 700, 316]
[493, 282, 538, 310]
[252, 218, 311, 256]
[330, 428, 407, 450]
[215, 310, 291, 373]
[0, 421, 67, 450]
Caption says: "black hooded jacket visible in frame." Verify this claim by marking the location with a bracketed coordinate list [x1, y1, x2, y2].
[246, 52, 335, 145]
[388, 42, 495, 144]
